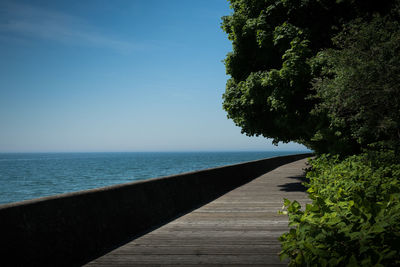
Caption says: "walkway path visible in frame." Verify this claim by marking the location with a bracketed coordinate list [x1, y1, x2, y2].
[86, 158, 311, 266]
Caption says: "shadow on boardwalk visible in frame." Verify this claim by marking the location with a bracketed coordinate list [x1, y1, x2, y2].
[277, 174, 308, 192]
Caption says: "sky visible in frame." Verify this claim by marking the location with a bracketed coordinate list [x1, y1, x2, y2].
[0, 0, 309, 152]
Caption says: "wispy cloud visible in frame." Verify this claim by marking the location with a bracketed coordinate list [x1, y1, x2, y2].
[0, 2, 151, 53]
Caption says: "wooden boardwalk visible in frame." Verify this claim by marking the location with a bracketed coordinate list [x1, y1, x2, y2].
[86, 158, 311, 266]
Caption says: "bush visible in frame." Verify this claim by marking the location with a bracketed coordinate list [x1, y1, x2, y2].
[279, 152, 400, 266]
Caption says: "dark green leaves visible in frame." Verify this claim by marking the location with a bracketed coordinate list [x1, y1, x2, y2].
[311, 14, 400, 152]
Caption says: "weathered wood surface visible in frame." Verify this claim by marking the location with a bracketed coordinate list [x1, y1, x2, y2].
[86, 158, 311, 266]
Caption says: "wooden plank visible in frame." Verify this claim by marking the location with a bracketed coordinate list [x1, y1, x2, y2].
[86, 158, 310, 266]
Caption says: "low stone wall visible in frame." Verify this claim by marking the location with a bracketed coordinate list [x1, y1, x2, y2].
[0, 153, 312, 266]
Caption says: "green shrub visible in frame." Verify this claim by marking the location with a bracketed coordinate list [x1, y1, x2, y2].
[279, 152, 400, 266]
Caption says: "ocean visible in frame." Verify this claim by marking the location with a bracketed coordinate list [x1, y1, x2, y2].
[0, 151, 307, 205]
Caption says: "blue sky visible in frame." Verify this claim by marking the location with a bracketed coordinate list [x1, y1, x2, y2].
[0, 0, 308, 152]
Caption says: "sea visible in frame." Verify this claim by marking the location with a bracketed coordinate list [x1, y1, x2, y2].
[0, 151, 307, 205]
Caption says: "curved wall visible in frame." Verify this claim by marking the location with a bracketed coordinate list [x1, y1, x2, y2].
[0, 153, 312, 266]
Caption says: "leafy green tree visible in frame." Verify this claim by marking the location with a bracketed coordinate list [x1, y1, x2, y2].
[311, 11, 400, 153]
[221, 0, 395, 154]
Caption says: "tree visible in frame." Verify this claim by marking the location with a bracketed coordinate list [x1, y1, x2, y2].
[311, 11, 400, 153]
[221, 0, 396, 154]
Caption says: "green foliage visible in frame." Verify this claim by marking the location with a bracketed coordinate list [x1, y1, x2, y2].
[311, 12, 400, 152]
[221, 0, 398, 154]
[279, 152, 400, 266]
[222, 37, 313, 144]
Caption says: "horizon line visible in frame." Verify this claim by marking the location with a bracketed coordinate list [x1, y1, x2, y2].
[0, 149, 312, 154]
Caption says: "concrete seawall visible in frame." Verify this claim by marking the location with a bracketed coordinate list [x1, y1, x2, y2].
[0, 153, 312, 266]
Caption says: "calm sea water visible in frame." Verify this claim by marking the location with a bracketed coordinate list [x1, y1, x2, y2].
[0, 151, 306, 205]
